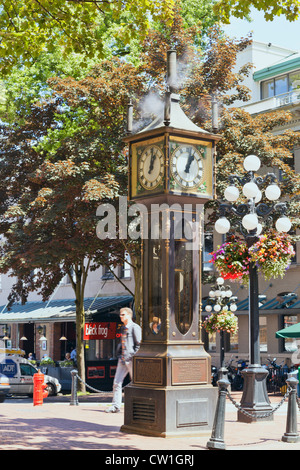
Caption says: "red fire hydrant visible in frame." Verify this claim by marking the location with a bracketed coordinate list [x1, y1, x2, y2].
[33, 370, 48, 406]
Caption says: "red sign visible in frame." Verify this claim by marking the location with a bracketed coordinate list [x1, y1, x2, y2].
[83, 322, 117, 340]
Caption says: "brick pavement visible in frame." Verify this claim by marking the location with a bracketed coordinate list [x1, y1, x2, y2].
[0, 392, 299, 452]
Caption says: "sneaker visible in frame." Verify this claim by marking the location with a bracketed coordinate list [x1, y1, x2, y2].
[105, 406, 120, 413]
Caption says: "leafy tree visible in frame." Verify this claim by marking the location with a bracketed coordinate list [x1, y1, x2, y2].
[0, 0, 175, 76]
[0, 58, 144, 389]
[213, 0, 300, 24]
[206, 107, 300, 232]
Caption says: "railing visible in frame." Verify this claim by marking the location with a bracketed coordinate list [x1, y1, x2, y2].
[241, 90, 300, 115]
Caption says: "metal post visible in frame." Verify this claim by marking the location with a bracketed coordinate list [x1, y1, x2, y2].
[282, 377, 300, 443]
[249, 262, 260, 366]
[238, 245, 272, 422]
[207, 378, 230, 450]
[70, 369, 79, 406]
[218, 331, 228, 381]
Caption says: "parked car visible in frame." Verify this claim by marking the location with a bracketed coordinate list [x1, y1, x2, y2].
[0, 350, 61, 396]
[0, 373, 10, 402]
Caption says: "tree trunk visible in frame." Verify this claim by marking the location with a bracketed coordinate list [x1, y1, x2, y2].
[69, 262, 90, 394]
[75, 297, 86, 393]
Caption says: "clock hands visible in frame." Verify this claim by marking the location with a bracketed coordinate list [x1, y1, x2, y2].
[184, 147, 195, 174]
[148, 147, 157, 174]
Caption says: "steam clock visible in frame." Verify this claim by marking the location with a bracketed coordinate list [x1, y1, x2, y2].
[121, 51, 222, 437]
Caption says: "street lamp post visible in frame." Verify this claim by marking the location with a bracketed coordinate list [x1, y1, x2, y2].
[214, 155, 291, 422]
[205, 277, 238, 379]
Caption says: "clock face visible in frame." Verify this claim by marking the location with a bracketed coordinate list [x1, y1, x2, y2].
[170, 144, 203, 189]
[138, 145, 164, 190]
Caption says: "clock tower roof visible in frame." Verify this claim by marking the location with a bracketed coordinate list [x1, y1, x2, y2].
[137, 93, 210, 136]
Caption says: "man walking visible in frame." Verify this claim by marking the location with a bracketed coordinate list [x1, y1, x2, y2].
[106, 307, 141, 413]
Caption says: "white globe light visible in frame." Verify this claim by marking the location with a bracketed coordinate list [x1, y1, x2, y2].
[242, 213, 259, 230]
[214, 304, 221, 312]
[275, 216, 292, 232]
[205, 305, 212, 312]
[209, 290, 216, 298]
[243, 182, 259, 199]
[216, 277, 224, 285]
[224, 185, 239, 202]
[256, 223, 263, 236]
[265, 184, 281, 201]
[215, 289, 222, 297]
[225, 290, 232, 297]
[255, 189, 262, 203]
[215, 217, 230, 234]
[230, 303, 237, 312]
[244, 155, 261, 172]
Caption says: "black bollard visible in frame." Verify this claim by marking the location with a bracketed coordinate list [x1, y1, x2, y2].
[282, 376, 300, 443]
[70, 369, 79, 406]
[207, 378, 230, 450]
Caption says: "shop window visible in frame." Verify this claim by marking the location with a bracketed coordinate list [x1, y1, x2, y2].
[259, 316, 267, 352]
[201, 327, 216, 352]
[229, 328, 239, 351]
[281, 315, 298, 352]
[85, 339, 117, 360]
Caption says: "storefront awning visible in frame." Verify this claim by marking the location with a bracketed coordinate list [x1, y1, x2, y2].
[0, 295, 133, 323]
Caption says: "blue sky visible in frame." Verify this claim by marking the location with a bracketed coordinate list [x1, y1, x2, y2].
[224, 9, 300, 52]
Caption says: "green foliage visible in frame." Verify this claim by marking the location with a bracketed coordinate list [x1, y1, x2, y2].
[214, 0, 300, 24]
[0, 0, 175, 76]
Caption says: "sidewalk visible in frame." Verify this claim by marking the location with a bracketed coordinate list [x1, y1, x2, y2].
[0, 392, 299, 452]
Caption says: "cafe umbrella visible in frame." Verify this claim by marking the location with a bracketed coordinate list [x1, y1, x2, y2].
[276, 323, 300, 338]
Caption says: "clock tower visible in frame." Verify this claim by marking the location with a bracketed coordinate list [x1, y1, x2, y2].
[121, 50, 221, 438]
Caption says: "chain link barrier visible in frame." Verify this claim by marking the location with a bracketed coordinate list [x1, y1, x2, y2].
[226, 386, 291, 419]
[72, 370, 297, 421]
[75, 372, 111, 394]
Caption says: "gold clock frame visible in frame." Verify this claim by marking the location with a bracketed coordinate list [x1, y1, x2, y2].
[128, 131, 215, 203]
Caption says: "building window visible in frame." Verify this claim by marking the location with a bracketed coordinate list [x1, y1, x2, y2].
[289, 71, 300, 91]
[262, 79, 275, 99]
[275, 75, 288, 95]
[120, 252, 131, 279]
[261, 69, 300, 100]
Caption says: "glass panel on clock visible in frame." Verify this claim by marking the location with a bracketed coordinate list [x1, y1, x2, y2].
[148, 237, 163, 334]
[174, 219, 193, 335]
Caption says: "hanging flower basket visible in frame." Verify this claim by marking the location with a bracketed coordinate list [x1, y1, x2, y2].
[209, 235, 250, 282]
[203, 310, 238, 335]
[249, 231, 295, 280]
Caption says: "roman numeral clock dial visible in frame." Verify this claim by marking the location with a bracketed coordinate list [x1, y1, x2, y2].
[170, 144, 204, 190]
[138, 145, 164, 190]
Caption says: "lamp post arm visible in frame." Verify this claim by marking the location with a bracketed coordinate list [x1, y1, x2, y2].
[228, 174, 250, 186]
[255, 172, 277, 187]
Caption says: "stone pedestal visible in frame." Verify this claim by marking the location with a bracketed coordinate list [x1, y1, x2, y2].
[121, 344, 217, 437]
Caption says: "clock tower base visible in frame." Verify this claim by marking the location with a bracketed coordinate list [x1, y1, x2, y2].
[121, 383, 217, 438]
[120, 344, 218, 438]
